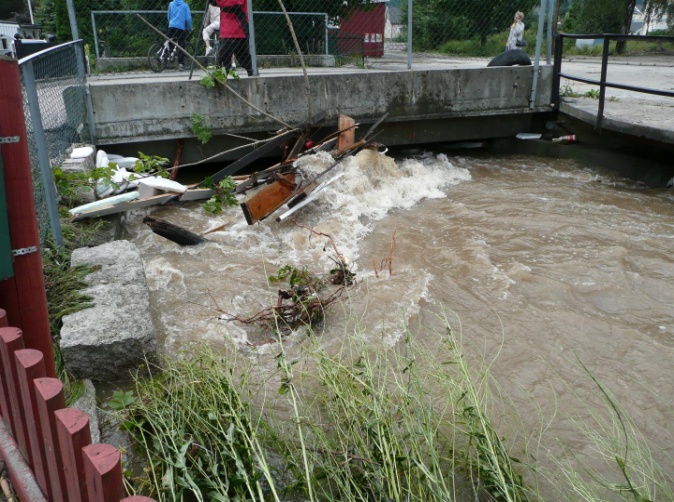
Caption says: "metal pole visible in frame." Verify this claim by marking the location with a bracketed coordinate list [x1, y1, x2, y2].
[529, 0, 547, 109]
[75, 42, 97, 144]
[407, 0, 412, 69]
[324, 14, 328, 56]
[247, 0, 258, 76]
[546, 0, 554, 64]
[20, 62, 64, 247]
[65, 0, 79, 40]
[91, 12, 101, 59]
[26, 0, 35, 24]
[596, 37, 610, 131]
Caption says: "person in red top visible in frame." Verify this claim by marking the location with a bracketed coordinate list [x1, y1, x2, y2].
[215, 0, 253, 76]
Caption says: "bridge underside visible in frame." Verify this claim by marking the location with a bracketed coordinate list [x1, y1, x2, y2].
[88, 66, 554, 164]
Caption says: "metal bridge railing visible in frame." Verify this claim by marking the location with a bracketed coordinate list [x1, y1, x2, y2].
[18, 40, 95, 247]
[552, 33, 674, 131]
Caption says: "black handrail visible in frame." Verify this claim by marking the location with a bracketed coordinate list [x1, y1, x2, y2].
[552, 33, 674, 132]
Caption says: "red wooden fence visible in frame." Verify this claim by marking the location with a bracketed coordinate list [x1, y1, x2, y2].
[0, 313, 156, 502]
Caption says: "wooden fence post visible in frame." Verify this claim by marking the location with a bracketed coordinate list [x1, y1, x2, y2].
[55, 408, 92, 502]
[0, 327, 31, 465]
[0, 308, 7, 327]
[0, 314, 14, 429]
[82, 443, 125, 502]
[0, 56, 56, 379]
[34, 377, 68, 502]
[15, 348, 50, 500]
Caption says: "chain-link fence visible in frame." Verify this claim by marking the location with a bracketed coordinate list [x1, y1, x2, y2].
[74, 0, 674, 72]
[19, 40, 94, 246]
[85, 0, 555, 71]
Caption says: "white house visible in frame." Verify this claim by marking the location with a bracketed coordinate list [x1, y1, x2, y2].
[385, 0, 404, 40]
[0, 20, 42, 57]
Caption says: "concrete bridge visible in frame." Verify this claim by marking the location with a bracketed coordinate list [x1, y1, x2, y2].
[88, 57, 555, 163]
[87, 52, 674, 167]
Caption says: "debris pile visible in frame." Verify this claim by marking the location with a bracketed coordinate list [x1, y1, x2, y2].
[66, 112, 388, 231]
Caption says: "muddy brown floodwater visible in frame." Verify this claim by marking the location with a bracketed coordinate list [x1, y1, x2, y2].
[121, 147, 673, 490]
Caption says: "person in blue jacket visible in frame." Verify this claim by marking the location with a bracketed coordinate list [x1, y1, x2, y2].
[168, 0, 192, 70]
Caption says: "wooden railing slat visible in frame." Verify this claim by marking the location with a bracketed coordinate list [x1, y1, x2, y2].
[55, 407, 92, 502]
[34, 377, 68, 502]
[0, 318, 14, 429]
[83, 443, 124, 502]
[0, 327, 32, 465]
[14, 348, 50, 500]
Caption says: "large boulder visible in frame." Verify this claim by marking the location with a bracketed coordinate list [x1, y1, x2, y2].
[60, 240, 157, 381]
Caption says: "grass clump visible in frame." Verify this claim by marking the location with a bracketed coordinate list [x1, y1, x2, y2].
[117, 316, 534, 501]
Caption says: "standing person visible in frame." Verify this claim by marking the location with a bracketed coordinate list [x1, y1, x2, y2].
[216, 0, 253, 76]
[506, 11, 525, 51]
[168, 0, 192, 70]
[202, 0, 220, 56]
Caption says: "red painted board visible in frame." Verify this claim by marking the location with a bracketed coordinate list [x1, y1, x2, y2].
[55, 408, 92, 502]
[34, 377, 68, 501]
[83, 444, 124, 502]
[14, 349, 50, 499]
[0, 327, 31, 464]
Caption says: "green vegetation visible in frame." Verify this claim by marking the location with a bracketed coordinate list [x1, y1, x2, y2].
[201, 177, 239, 215]
[191, 114, 212, 144]
[113, 314, 672, 501]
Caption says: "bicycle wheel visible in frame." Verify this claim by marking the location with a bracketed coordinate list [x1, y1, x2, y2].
[148, 42, 167, 73]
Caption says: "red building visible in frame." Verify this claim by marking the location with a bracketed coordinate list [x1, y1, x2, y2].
[337, 0, 386, 57]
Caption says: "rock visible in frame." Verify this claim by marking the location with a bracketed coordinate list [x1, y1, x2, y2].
[70, 379, 100, 443]
[60, 240, 157, 382]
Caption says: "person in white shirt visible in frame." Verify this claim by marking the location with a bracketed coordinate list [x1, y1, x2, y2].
[203, 0, 221, 56]
[506, 11, 525, 51]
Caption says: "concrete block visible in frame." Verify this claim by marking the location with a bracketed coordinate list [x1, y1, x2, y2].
[60, 240, 157, 382]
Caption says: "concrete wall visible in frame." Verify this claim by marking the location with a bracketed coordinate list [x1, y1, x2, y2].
[89, 65, 553, 161]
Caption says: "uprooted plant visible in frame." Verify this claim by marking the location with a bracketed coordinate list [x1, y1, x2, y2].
[205, 225, 354, 340]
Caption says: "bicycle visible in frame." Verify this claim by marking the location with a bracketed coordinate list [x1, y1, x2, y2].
[148, 35, 195, 73]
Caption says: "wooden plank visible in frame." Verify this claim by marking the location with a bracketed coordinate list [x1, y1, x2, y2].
[34, 378, 68, 502]
[0, 58, 56, 379]
[14, 349, 50, 500]
[55, 408, 92, 502]
[71, 193, 178, 221]
[196, 129, 298, 187]
[0, 327, 31, 465]
[82, 444, 124, 502]
[240, 173, 296, 225]
[177, 188, 215, 202]
[121, 497, 157, 501]
[337, 114, 356, 151]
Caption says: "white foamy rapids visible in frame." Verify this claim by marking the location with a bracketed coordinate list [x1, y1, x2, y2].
[129, 151, 469, 350]
[191, 151, 470, 272]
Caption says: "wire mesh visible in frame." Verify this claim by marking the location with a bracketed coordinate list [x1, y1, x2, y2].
[19, 41, 90, 246]
[90, 0, 391, 69]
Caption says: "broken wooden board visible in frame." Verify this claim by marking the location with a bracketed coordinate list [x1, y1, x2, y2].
[70, 193, 177, 221]
[240, 173, 297, 225]
[337, 114, 356, 151]
[198, 111, 329, 188]
[196, 129, 297, 187]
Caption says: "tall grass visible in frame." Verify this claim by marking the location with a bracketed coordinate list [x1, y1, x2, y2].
[118, 312, 672, 501]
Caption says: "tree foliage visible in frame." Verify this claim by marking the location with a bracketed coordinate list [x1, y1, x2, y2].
[403, 0, 539, 49]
